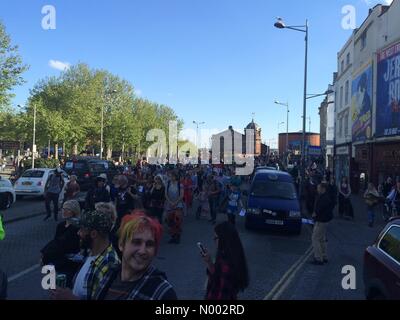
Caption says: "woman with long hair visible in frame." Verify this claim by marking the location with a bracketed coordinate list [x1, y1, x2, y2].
[338, 176, 353, 219]
[165, 171, 184, 244]
[200, 222, 249, 300]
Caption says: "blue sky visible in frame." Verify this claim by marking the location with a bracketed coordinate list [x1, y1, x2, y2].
[1, 0, 392, 148]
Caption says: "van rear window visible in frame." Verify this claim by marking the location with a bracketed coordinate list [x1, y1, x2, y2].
[251, 180, 297, 200]
[65, 162, 86, 170]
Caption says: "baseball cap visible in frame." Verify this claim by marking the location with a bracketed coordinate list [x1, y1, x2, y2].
[98, 173, 107, 180]
[77, 210, 113, 234]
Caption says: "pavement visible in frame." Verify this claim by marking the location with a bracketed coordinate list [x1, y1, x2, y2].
[0, 181, 387, 300]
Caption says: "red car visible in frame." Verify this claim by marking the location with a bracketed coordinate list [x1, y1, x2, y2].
[363, 218, 400, 300]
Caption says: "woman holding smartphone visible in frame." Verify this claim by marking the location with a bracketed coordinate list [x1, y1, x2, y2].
[199, 222, 249, 300]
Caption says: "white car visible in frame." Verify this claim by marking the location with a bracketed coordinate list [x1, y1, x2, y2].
[0, 176, 16, 209]
[14, 168, 69, 200]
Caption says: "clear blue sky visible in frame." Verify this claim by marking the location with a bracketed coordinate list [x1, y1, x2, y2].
[1, 0, 387, 147]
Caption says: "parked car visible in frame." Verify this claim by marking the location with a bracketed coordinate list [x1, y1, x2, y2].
[244, 169, 301, 234]
[363, 218, 400, 300]
[14, 168, 69, 199]
[63, 158, 119, 190]
[0, 176, 16, 209]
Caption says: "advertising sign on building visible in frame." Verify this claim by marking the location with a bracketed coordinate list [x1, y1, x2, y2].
[376, 41, 400, 137]
[351, 63, 373, 142]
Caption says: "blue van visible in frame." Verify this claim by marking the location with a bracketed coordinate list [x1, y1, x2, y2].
[245, 169, 302, 234]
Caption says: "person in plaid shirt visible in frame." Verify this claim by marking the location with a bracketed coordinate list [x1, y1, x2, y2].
[200, 222, 249, 300]
[97, 211, 177, 300]
[50, 209, 120, 300]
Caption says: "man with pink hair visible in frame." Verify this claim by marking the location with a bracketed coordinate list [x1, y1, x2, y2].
[97, 210, 177, 300]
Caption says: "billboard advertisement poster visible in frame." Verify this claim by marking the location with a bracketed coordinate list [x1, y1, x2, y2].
[351, 63, 373, 142]
[376, 41, 400, 137]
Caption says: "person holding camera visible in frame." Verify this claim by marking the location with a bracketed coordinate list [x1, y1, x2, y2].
[199, 222, 249, 300]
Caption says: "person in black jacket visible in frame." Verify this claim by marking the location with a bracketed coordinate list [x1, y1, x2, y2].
[40, 200, 82, 288]
[311, 183, 333, 265]
[84, 176, 111, 211]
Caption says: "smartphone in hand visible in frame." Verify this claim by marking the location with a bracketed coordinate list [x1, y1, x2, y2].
[197, 242, 207, 256]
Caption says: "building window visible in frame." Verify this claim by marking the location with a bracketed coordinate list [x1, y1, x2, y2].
[361, 32, 367, 51]
[340, 86, 343, 109]
[341, 60, 344, 73]
[344, 113, 349, 137]
[346, 53, 350, 66]
[339, 117, 343, 138]
[345, 80, 349, 106]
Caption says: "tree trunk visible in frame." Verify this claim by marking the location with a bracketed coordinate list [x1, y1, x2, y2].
[107, 146, 112, 160]
[62, 142, 66, 158]
[73, 144, 78, 156]
[48, 140, 51, 158]
[55, 143, 59, 160]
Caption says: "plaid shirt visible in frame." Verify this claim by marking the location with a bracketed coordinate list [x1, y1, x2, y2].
[85, 244, 120, 300]
[98, 265, 177, 300]
[206, 258, 237, 300]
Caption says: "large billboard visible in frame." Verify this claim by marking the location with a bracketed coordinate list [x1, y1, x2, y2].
[351, 63, 373, 142]
[376, 41, 400, 137]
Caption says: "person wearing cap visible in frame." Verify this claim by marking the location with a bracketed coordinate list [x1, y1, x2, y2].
[84, 175, 111, 211]
[115, 175, 137, 226]
[41, 200, 82, 288]
[44, 168, 66, 221]
[50, 208, 120, 300]
[97, 211, 177, 300]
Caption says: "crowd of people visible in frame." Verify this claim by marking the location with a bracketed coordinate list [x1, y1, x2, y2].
[39, 160, 250, 300]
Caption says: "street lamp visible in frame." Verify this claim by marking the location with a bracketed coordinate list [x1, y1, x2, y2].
[193, 121, 205, 148]
[274, 17, 308, 201]
[19, 104, 36, 169]
[275, 100, 289, 160]
[277, 122, 285, 158]
[101, 89, 117, 160]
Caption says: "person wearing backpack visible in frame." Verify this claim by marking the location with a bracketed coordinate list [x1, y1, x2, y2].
[310, 183, 333, 265]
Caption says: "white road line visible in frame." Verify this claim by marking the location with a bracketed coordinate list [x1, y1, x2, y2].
[8, 264, 40, 283]
[264, 245, 313, 300]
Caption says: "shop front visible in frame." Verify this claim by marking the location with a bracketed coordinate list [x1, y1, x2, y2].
[373, 141, 400, 184]
[335, 144, 351, 184]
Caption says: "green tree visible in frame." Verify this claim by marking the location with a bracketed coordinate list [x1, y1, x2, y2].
[0, 21, 29, 109]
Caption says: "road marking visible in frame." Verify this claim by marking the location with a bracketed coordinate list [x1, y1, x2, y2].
[8, 264, 40, 283]
[264, 245, 313, 300]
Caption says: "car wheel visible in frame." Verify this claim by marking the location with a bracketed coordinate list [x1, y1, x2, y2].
[367, 289, 386, 300]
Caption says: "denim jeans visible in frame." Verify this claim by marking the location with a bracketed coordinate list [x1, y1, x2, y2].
[368, 208, 375, 225]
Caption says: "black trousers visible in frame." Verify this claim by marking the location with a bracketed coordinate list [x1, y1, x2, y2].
[209, 197, 219, 221]
[45, 192, 59, 218]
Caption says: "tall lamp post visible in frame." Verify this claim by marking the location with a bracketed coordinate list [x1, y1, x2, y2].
[275, 101, 289, 162]
[101, 89, 117, 160]
[277, 122, 285, 159]
[193, 121, 205, 148]
[19, 104, 36, 169]
[274, 17, 308, 200]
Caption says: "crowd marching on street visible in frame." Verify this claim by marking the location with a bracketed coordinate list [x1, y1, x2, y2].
[34, 157, 252, 301]
[1, 152, 400, 300]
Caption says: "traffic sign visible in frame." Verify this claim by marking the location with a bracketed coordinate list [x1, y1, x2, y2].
[0, 140, 21, 150]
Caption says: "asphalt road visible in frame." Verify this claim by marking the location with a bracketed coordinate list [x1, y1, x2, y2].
[0, 192, 386, 300]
